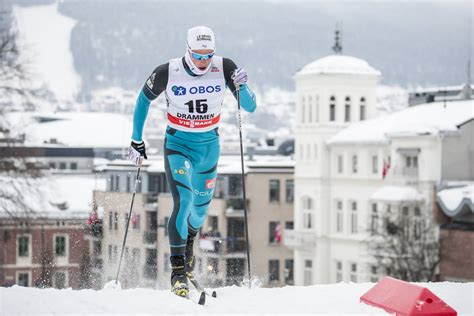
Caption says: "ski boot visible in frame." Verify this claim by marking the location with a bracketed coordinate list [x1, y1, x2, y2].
[170, 255, 189, 297]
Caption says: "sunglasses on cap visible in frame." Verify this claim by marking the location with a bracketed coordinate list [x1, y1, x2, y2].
[190, 50, 214, 61]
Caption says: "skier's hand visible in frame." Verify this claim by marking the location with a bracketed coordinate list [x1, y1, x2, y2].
[231, 68, 248, 87]
[128, 141, 147, 165]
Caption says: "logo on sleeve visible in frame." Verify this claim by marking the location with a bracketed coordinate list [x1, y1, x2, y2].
[172, 86, 187, 96]
[146, 73, 156, 90]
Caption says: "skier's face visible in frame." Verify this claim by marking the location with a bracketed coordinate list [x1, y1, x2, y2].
[190, 49, 214, 70]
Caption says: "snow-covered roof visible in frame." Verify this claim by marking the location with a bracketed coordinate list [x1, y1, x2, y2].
[437, 184, 474, 217]
[0, 174, 106, 220]
[370, 186, 424, 203]
[7, 111, 132, 148]
[328, 99, 474, 145]
[296, 55, 381, 77]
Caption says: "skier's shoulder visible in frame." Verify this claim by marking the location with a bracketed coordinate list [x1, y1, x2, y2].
[151, 62, 170, 77]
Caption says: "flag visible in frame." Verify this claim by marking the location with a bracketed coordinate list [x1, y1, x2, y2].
[382, 158, 391, 179]
[275, 223, 282, 243]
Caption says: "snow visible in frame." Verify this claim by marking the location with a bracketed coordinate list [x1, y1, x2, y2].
[328, 99, 474, 145]
[1, 282, 472, 315]
[7, 111, 132, 148]
[370, 185, 424, 203]
[296, 55, 381, 77]
[13, 3, 81, 102]
[0, 174, 106, 219]
[437, 184, 474, 217]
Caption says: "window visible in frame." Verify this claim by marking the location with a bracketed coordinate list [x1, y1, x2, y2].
[137, 176, 142, 193]
[372, 155, 378, 174]
[55, 236, 66, 257]
[269, 221, 282, 244]
[109, 212, 113, 230]
[229, 175, 242, 196]
[114, 212, 119, 230]
[115, 175, 120, 191]
[301, 97, 306, 124]
[108, 244, 112, 262]
[344, 97, 351, 122]
[18, 236, 29, 257]
[285, 221, 294, 229]
[59, 162, 66, 170]
[402, 206, 410, 237]
[352, 155, 358, 174]
[315, 95, 320, 122]
[304, 260, 313, 285]
[285, 259, 294, 285]
[285, 179, 294, 203]
[351, 201, 358, 234]
[337, 155, 343, 173]
[126, 174, 131, 193]
[336, 261, 343, 282]
[18, 272, 29, 287]
[308, 96, 313, 123]
[371, 204, 379, 235]
[113, 245, 118, 262]
[70, 162, 77, 170]
[269, 180, 280, 202]
[413, 156, 418, 168]
[299, 144, 304, 160]
[350, 263, 357, 282]
[54, 272, 67, 289]
[360, 97, 366, 121]
[302, 196, 314, 229]
[370, 265, 378, 282]
[330, 96, 336, 122]
[269, 260, 280, 282]
[414, 207, 422, 240]
[336, 200, 343, 233]
[109, 175, 114, 191]
[49, 162, 56, 169]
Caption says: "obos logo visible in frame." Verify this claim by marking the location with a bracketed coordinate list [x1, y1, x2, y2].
[172, 85, 222, 96]
[172, 86, 186, 96]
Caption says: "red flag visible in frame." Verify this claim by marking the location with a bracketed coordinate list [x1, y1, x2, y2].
[275, 223, 282, 243]
[382, 158, 391, 179]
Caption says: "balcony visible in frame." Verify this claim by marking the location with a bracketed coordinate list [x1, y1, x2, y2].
[143, 231, 157, 244]
[283, 229, 318, 248]
[225, 198, 249, 217]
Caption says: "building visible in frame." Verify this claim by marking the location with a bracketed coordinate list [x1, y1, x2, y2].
[288, 42, 474, 284]
[94, 154, 294, 289]
[0, 175, 105, 289]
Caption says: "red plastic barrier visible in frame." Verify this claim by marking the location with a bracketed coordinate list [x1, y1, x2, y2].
[360, 276, 457, 316]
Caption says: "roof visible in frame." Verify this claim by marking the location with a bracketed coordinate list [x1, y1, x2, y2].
[7, 111, 132, 148]
[328, 99, 474, 145]
[370, 185, 424, 203]
[0, 174, 106, 220]
[296, 55, 381, 77]
[437, 184, 474, 218]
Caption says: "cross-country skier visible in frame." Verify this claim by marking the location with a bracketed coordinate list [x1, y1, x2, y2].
[128, 26, 257, 297]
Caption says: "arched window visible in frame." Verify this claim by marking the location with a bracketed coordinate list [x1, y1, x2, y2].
[344, 96, 351, 122]
[330, 96, 336, 122]
[360, 97, 366, 121]
[315, 95, 320, 122]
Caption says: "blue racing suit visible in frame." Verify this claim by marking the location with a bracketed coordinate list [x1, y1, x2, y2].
[132, 56, 256, 256]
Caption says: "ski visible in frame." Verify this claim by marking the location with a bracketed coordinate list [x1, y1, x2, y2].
[188, 277, 217, 298]
[174, 290, 206, 305]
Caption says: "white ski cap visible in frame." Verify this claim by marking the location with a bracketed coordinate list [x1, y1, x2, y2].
[187, 26, 215, 51]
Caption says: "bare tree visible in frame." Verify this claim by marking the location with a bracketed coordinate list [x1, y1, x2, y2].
[366, 205, 440, 282]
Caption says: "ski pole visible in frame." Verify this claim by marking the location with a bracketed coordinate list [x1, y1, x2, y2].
[236, 85, 252, 287]
[114, 157, 143, 285]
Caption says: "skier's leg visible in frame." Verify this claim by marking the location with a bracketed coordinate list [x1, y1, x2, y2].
[185, 141, 219, 274]
[164, 141, 194, 295]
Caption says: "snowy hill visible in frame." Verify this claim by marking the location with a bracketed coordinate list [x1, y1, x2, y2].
[1, 282, 473, 315]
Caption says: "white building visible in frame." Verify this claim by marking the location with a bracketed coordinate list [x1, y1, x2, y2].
[287, 50, 474, 285]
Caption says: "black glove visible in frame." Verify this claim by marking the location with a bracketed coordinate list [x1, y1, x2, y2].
[130, 141, 147, 159]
